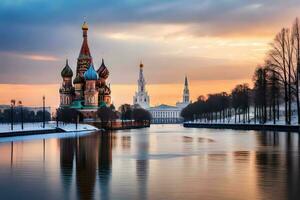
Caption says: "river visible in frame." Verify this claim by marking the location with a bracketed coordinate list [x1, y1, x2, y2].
[0, 124, 299, 200]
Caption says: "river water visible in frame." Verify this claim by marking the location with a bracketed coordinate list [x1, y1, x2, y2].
[0, 124, 299, 200]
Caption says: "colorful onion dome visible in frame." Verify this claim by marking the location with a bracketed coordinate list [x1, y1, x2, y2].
[73, 74, 84, 84]
[84, 64, 98, 80]
[97, 58, 109, 79]
[61, 59, 73, 77]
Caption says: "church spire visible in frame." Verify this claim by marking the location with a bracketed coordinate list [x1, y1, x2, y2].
[183, 75, 190, 103]
[133, 61, 150, 108]
[76, 21, 93, 76]
[79, 21, 91, 58]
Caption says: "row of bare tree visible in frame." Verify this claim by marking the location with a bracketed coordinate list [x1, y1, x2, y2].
[265, 18, 300, 124]
[181, 18, 300, 125]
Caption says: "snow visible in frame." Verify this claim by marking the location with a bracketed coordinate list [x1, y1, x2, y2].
[186, 103, 300, 126]
[0, 121, 98, 134]
[0, 131, 93, 143]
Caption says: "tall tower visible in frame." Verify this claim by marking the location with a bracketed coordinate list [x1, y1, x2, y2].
[133, 62, 150, 109]
[183, 76, 190, 103]
[77, 21, 93, 77]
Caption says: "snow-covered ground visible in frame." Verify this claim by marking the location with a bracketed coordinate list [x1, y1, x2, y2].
[0, 121, 98, 134]
[187, 103, 300, 126]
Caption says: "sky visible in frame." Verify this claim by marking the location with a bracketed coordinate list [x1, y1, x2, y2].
[0, 0, 300, 108]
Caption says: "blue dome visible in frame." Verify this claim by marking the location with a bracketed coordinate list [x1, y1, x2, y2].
[84, 64, 98, 80]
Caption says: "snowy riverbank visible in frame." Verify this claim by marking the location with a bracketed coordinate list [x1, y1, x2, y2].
[0, 121, 99, 136]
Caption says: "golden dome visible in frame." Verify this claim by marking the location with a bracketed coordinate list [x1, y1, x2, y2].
[140, 61, 144, 68]
[82, 21, 88, 30]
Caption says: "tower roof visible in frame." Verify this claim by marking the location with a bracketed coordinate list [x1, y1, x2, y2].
[97, 58, 109, 79]
[61, 59, 73, 77]
[84, 64, 98, 80]
[79, 21, 91, 58]
[185, 75, 188, 86]
[140, 61, 144, 68]
[82, 21, 88, 30]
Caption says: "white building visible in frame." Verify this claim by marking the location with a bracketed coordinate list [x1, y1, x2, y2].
[133, 62, 150, 109]
[148, 76, 191, 124]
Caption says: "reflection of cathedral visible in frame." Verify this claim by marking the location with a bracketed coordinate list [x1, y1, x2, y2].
[59, 132, 113, 200]
[59, 21, 111, 117]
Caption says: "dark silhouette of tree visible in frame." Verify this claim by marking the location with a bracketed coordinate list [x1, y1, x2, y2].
[58, 107, 83, 123]
[132, 108, 152, 122]
[231, 84, 250, 123]
[292, 18, 300, 124]
[119, 104, 133, 120]
[35, 110, 51, 122]
[97, 106, 117, 123]
[0, 108, 47, 123]
[253, 67, 268, 124]
[266, 67, 281, 124]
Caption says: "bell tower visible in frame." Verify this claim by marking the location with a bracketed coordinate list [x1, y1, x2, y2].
[76, 21, 93, 77]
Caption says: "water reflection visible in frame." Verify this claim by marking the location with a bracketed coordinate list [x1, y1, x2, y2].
[0, 126, 299, 200]
[60, 137, 75, 198]
[98, 132, 113, 200]
[136, 132, 149, 200]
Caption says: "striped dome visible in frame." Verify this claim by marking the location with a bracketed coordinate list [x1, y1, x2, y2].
[84, 64, 98, 80]
[61, 59, 73, 77]
[97, 59, 109, 79]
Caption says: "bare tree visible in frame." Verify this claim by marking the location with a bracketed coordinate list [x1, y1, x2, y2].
[292, 18, 300, 123]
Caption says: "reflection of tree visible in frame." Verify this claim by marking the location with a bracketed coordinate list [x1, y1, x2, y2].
[285, 133, 300, 199]
[59, 138, 76, 197]
[255, 131, 283, 199]
[75, 134, 98, 200]
[255, 131, 300, 199]
[136, 133, 149, 200]
[98, 132, 113, 200]
[256, 131, 279, 147]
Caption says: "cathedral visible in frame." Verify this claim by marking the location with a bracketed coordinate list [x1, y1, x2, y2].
[59, 21, 111, 117]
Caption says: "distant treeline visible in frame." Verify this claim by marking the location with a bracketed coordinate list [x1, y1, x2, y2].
[57, 104, 151, 123]
[0, 108, 51, 123]
[181, 17, 300, 125]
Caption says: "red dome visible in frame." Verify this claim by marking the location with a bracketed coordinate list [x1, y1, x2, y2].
[97, 59, 109, 79]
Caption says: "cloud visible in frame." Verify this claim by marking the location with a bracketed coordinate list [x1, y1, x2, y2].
[0, 0, 300, 85]
[21, 54, 59, 61]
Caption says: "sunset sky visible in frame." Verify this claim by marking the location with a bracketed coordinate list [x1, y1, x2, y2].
[1, 0, 300, 108]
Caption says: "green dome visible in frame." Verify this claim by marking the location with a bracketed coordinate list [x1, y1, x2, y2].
[61, 59, 73, 77]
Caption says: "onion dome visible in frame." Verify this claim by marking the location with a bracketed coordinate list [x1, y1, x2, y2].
[61, 59, 73, 77]
[140, 61, 144, 68]
[84, 64, 98, 80]
[97, 59, 109, 79]
[73, 74, 84, 84]
[82, 21, 88, 30]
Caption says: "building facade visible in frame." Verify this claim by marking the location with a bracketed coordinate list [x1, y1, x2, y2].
[59, 21, 111, 118]
[133, 62, 150, 109]
[148, 104, 182, 124]
[148, 76, 191, 124]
